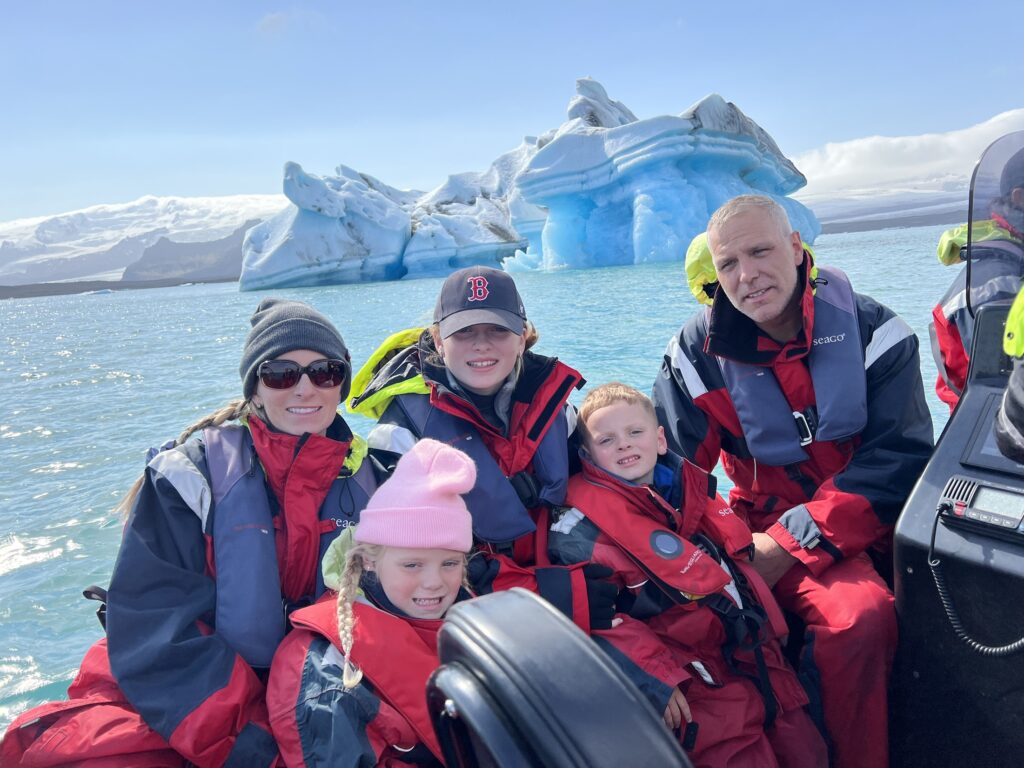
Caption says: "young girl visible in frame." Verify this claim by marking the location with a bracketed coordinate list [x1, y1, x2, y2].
[1, 298, 377, 767]
[348, 266, 615, 633]
[267, 437, 475, 767]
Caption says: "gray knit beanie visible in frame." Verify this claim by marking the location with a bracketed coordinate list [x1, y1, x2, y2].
[240, 298, 351, 399]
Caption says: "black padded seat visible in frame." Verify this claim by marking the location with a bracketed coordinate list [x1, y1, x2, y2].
[427, 588, 691, 767]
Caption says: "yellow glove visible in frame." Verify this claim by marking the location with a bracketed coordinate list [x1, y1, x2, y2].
[1004, 286, 1024, 357]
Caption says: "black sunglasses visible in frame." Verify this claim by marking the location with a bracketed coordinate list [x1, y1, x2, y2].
[257, 358, 348, 390]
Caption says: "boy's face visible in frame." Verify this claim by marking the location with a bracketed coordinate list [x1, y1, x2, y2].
[584, 400, 667, 486]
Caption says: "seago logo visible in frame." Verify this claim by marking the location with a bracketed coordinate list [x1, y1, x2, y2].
[813, 333, 846, 347]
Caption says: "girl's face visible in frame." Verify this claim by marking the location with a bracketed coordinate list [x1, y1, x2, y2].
[367, 547, 465, 619]
[436, 323, 526, 396]
[251, 349, 342, 437]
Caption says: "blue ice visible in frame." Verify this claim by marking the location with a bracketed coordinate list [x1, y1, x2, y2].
[239, 79, 819, 291]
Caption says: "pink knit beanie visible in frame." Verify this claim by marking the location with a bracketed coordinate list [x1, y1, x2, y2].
[354, 438, 475, 552]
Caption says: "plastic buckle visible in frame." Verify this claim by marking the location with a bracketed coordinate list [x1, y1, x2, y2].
[793, 411, 813, 447]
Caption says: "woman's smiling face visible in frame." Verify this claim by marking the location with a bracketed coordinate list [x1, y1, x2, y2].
[251, 349, 342, 436]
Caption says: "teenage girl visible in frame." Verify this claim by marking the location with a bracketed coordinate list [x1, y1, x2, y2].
[348, 266, 615, 634]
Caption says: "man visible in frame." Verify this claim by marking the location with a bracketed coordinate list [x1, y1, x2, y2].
[653, 195, 933, 768]
[931, 146, 1024, 410]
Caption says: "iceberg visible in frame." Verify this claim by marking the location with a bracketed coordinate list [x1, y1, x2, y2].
[239, 79, 818, 290]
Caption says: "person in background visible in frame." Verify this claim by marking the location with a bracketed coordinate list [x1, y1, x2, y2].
[550, 382, 827, 767]
[2, 298, 377, 767]
[653, 195, 933, 768]
[348, 266, 617, 636]
[268, 438, 475, 767]
[931, 146, 1024, 410]
[995, 286, 1024, 463]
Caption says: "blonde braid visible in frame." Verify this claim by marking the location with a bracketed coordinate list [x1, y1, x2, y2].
[337, 543, 382, 688]
[115, 399, 251, 518]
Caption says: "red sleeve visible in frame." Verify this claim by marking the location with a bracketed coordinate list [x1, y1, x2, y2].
[931, 303, 967, 411]
[595, 617, 691, 689]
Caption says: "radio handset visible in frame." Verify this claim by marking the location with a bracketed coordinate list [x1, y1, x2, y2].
[928, 499, 1024, 656]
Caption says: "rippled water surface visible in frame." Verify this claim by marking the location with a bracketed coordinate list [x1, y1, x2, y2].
[0, 224, 956, 728]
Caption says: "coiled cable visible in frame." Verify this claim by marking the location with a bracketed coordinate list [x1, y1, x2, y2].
[928, 504, 1024, 656]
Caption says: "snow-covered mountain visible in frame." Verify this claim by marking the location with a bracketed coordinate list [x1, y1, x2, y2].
[0, 195, 284, 285]
[793, 108, 1024, 232]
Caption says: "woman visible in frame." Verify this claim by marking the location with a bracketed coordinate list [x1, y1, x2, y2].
[1, 298, 376, 768]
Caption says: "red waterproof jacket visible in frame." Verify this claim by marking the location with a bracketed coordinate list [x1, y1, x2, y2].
[550, 456, 806, 716]
[2, 416, 374, 767]
[929, 229, 1024, 410]
[268, 594, 450, 767]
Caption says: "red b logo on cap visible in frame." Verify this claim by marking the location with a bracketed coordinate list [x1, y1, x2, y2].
[466, 276, 489, 302]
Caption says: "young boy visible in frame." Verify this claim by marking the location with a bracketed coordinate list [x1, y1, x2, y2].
[550, 383, 827, 768]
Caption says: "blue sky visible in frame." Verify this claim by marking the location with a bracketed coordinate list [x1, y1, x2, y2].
[1, 0, 1020, 220]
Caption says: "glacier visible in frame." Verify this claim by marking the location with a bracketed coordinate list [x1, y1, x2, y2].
[0, 195, 285, 285]
[239, 79, 819, 291]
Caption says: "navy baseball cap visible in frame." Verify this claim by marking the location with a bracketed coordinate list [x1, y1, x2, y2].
[434, 267, 527, 339]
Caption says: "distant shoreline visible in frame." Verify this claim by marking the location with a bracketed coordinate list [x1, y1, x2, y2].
[1, 212, 968, 300]
[819, 210, 963, 235]
[0, 276, 237, 300]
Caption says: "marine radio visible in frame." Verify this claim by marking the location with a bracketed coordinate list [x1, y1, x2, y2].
[937, 473, 1024, 540]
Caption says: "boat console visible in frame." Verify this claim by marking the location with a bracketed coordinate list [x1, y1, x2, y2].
[892, 302, 1024, 765]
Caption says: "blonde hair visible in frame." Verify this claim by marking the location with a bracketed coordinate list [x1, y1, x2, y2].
[578, 382, 656, 444]
[335, 542, 471, 689]
[707, 194, 793, 244]
[115, 399, 252, 518]
[335, 541, 381, 689]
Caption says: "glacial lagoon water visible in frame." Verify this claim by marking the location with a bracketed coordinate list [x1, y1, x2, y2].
[0, 223, 958, 728]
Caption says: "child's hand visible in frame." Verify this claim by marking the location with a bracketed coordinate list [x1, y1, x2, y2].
[662, 686, 691, 730]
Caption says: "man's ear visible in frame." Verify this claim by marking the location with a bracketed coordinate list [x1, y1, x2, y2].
[790, 230, 803, 265]
[1012, 187, 1024, 208]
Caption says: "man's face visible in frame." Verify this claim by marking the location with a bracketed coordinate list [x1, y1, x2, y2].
[708, 208, 804, 339]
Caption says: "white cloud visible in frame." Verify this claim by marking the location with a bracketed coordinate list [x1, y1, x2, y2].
[257, 11, 290, 36]
[794, 109, 1024, 201]
[256, 9, 328, 37]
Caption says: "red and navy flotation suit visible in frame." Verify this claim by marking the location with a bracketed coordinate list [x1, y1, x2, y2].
[566, 456, 789, 724]
[567, 458, 753, 600]
[288, 598, 445, 762]
[157, 420, 376, 668]
[382, 354, 583, 545]
[714, 265, 867, 466]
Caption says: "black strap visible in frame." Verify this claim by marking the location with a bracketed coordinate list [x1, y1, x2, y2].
[701, 590, 779, 727]
[83, 585, 108, 631]
[508, 470, 541, 509]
